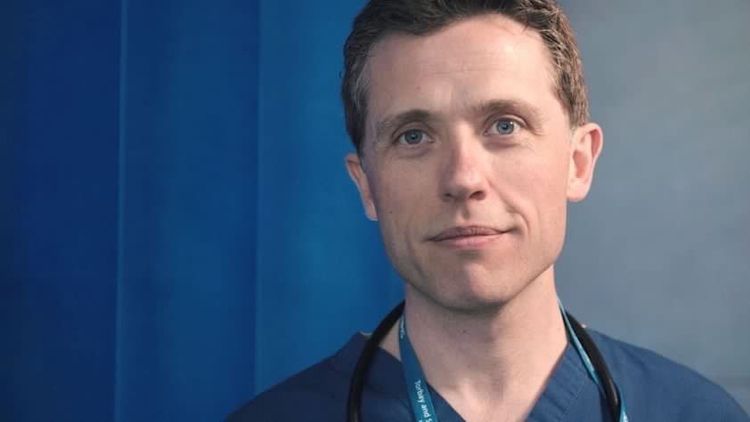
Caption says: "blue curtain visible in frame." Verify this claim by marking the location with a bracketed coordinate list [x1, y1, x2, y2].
[2, 0, 404, 420]
[3, 1, 121, 420]
[115, 0, 258, 420]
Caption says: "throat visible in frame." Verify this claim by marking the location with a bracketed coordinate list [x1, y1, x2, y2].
[379, 282, 568, 421]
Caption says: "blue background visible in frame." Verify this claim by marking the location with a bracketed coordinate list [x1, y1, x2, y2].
[2, 0, 748, 420]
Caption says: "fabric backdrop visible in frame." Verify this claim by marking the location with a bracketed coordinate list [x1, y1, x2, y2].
[2, 0, 748, 420]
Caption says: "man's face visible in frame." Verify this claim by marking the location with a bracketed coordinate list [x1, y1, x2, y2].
[347, 14, 602, 312]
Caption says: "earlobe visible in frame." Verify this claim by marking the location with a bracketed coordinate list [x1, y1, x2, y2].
[345, 153, 378, 221]
[567, 123, 603, 202]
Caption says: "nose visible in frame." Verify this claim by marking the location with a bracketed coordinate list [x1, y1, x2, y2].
[439, 138, 488, 203]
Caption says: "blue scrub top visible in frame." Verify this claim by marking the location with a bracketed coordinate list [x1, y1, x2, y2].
[229, 330, 749, 421]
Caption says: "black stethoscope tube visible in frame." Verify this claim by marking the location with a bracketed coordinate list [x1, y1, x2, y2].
[347, 302, 405, 422]
[566, 312, 621, 418]
[346, 301, 622, 422]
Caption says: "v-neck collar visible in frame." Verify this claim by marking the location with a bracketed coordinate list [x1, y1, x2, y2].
[331, 333, 596, 421]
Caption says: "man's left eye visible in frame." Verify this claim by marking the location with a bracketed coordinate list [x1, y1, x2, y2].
[492, 119, 517, 135]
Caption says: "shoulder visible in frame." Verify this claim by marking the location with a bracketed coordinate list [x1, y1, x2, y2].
[588, 330, 749, 421]
[227, 335, 364, 422]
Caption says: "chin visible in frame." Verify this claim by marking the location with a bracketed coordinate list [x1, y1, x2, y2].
[410, 273, 525, 315]
[432, 295, 510, 316]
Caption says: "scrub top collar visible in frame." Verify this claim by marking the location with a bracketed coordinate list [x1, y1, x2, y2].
[332, 333, 602, 421]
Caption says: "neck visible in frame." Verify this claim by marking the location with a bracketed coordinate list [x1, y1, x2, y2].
[380, 266, 567, 421]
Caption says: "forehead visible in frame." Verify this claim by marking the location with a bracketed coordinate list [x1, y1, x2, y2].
[362, 14, 560, 138]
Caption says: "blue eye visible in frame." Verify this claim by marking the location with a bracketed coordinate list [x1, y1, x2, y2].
[494, 119, 516, 135]
[398, 129, 426, 145]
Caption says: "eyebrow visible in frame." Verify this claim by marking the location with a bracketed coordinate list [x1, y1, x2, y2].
[374, 109, 435, 142]
[373, 98, 545, 142]
[469, 99, 544, 129]
[466, 99, 547, 137]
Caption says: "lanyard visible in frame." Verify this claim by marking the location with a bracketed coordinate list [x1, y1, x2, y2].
[397, 305, 629, 422]
[398, 316, 438, 422]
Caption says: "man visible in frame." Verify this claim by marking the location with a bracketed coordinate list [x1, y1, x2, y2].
[230, 1, 749, 420]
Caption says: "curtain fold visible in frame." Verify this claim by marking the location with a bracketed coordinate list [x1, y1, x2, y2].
[1, 1, 120, 420]
[3, 0, 262, 420]
[115, 0, 259, 420]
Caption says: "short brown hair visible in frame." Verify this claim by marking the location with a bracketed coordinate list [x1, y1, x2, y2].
[342, 0, 589, 153]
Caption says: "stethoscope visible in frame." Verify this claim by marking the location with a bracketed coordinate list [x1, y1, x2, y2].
[346, 301, 628, 422]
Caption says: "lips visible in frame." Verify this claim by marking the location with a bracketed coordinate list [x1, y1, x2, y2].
[429, 225, 506, 242]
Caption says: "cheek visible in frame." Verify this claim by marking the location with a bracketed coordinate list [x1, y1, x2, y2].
[368, 171, 429, 277]
[373, 155, 434, 203]
[523, 140, 571, 194]
[498, 149, 570, 232]
[529, 155, 570, 240]
[370, 165, 436, 254]
[370, 168, 424, 229]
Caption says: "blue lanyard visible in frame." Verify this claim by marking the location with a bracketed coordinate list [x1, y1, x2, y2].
[398, 305, 629, 422]
[399, 316, 438, 422]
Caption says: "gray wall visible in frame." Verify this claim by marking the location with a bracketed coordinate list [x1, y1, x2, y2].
[557, 0, 750, 412]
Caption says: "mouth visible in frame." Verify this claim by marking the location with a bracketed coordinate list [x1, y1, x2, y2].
[428, 225, 509, 248]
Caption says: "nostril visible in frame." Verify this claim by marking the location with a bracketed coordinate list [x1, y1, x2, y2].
[469, 190, 486, 200]
[442, 188, 486, 202]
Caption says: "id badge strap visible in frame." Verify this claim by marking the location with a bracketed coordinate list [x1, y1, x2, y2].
[398, 317, 439, 422]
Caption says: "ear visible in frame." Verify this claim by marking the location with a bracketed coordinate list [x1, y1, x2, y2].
[567, 122, 603, 202]
[345, 153, 378, 221]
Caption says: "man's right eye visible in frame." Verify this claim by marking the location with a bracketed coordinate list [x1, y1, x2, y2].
[397, 129, 427, 146]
